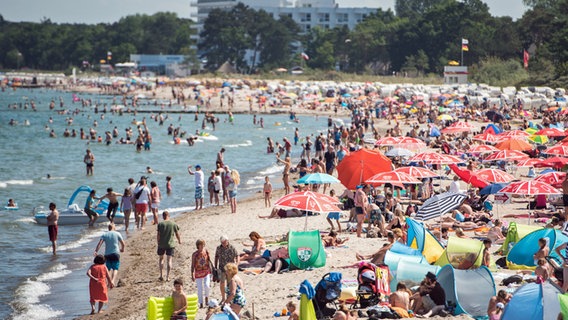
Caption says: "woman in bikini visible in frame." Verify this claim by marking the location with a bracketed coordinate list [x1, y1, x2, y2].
[276, 156, 291, 194]
[222, 263, 246, 315]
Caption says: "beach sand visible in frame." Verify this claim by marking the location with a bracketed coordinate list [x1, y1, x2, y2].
[69, 81, 537, 320]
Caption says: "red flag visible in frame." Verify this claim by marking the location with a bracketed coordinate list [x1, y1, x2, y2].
[523, 50, 529, 69]
[301, 52, 309, 61]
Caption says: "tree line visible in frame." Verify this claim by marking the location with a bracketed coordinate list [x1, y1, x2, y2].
[1, 0, 568, 87]
[0, 12, 192, 72]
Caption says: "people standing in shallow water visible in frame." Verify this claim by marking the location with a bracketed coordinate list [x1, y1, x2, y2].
[84, 149, 95, 176]
[47, 202, 59, 255]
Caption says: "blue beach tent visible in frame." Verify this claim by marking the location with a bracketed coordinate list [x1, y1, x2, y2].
[501, 280, 562, 320]
[507, 228, 568, 269]
[436, 265, 495, 317]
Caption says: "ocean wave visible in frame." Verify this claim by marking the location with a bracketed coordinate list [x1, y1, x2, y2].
[198, 135, 218, 141]
[0, 180, 34, 188]
[224, 140, 252, 148]
[258, 164, 282, 176]
[11, 264, 69, 320]
[161, 206, 195, 214]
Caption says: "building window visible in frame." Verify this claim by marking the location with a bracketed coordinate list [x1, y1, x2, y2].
[306, 13, 311, 22]
[319, 13, 329, 22]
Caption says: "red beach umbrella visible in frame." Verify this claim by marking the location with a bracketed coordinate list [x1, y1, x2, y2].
[274, 191, 341, 213]
[534, 171, 566, 188]
[544, 145, 568, 157]
[375, 136, 402, 147]
[441, 121, 476, 133]
[535, 128, 566, 137]
[336, 149, 392, 190]
[474, 168, 516, 183]
[395, 137, 427, 150]
[498, 180, 561, 195]
[515, 158, 544, 167]
[408, 152, 463, 165]
[535, 156, 568, 169]
[499, 130, 530, 138]
[467, 144, 499, 154]
[393, 166, 439, 179]
[365, 171, 422, 185]
[473, 132, 503, 143]
[483, 150, 529, 162]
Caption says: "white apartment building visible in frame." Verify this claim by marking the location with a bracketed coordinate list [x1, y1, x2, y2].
[190, 0, 379, 46]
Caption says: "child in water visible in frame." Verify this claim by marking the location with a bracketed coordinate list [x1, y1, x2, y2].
[87, 254, 113, 314]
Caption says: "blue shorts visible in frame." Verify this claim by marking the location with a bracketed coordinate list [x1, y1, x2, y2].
[229, 190, 237, 199]
[327, 212, 340, 220]
[195, 187, 204, 199]
[105, 253, 120, 270]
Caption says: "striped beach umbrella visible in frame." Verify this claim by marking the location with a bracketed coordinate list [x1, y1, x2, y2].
[415, 192, 468, 221]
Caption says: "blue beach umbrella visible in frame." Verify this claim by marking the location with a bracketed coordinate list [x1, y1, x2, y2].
[297, 173, 340, 185]
[480, 183, 509, 195]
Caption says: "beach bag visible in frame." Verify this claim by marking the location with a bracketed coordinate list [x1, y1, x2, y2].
[208, 252, 219, 283]
[135, 188, 143, 200]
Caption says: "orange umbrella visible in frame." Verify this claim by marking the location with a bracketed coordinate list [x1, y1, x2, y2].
[495, 138, 533, 151]
[336, 149, 392, 190]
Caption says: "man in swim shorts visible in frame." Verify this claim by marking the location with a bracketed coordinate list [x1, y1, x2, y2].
[157, 211, 181, 282]
[98, 187, 123, 223]
[84, 149, 95, 176]
[188, 165, 204, 210]
[94, 223, 125, 286]
[47, 202, 59, 255]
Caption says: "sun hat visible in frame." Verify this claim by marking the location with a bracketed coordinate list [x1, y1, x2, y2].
[208, 299, 219, 308]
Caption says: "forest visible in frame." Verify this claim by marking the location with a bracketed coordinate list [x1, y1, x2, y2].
[0, 0, 567, 87]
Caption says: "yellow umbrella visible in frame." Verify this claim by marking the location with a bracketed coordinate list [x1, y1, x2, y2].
[437, 114, 453, 121]
[528, 135, 549, 144]
[525, 128, 537, 135]
[448, 60, 460, 66]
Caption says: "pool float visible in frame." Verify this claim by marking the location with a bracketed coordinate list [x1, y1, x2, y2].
[147, 294, 198, 320]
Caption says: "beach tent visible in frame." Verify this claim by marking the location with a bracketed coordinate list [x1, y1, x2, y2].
[507, 228, 568, 269]
[389, 241, 423, 256]
[393, 260, 440, 288]
[288, 230, 326, 269]
[435, 236, 486, 269]
[384, 251, 426, 277]
[436, 265, 495, 317]
[499, 222, 542, 255]
[405, 218, 444, 263]
[147, 294, 199, 320]
[217, 61, 238, 74]
[501, 280, 562, 320]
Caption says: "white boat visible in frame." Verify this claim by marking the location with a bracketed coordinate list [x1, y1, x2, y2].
[34, 186, 124, 225]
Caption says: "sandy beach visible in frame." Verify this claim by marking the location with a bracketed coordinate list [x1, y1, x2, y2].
[62, 79, 556, 320]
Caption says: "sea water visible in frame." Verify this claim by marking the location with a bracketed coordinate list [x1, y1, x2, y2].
[0, 88, 338, 319]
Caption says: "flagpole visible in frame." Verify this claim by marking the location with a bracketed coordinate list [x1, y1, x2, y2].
[461, 48, 463, 66]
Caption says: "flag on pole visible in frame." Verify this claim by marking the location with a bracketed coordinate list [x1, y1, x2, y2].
[301, 52, 309, 61]
[461, 38, 469, 51]
[107, 51, 112, 61]
[523, 50, 530, 69]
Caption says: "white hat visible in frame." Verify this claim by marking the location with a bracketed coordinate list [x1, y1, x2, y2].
[208, 299, 219, 308]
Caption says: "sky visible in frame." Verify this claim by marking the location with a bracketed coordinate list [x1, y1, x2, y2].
[1, 0, 527, 24]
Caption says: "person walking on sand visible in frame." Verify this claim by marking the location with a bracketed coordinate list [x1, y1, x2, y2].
[263, 176, 272, 207]
[47, 202, 59, 255]
[188, 165, 204, 210]
[227, 169, 240, 214]
[208, 171, 216, 205]
[134, 177, 152, 229]
[94, 223, 125, 286]
[87, 254, 113, 314]
[191, 239, 213, 308]
[84, 149, 95, 176]
[215, 235, 239, 302]
[120, 188, 133, 232]
[157, 211, 181, 282]
[214, 170, 222, 206]
[98, 187, 123, 223]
